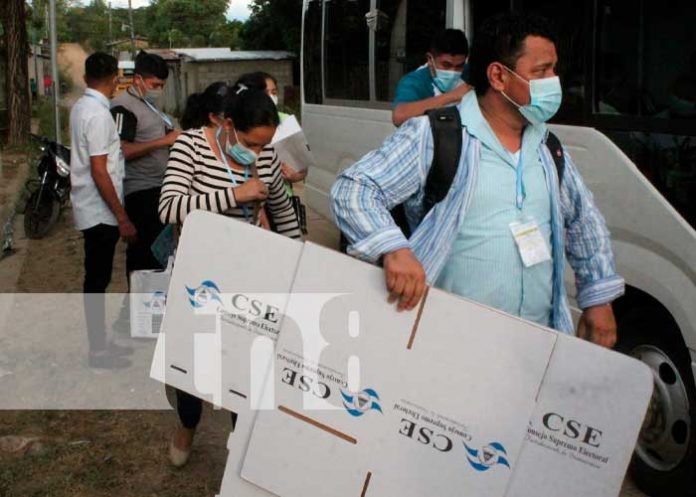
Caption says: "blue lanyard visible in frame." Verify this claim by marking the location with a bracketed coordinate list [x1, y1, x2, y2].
[515, 150, 526, 210]
[128, 87, 174, 128]
[215, 127, 251, 221]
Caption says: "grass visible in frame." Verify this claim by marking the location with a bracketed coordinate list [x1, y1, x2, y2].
[34, 99, 70, 145]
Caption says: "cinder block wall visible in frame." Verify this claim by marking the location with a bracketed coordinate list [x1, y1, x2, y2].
[182, 59, 294, 105]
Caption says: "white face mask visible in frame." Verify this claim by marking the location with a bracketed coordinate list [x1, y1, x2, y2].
[270, 94, 279, 106]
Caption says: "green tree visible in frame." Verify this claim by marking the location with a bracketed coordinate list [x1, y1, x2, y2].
[209, 20, 243, 49]
[146, 0, 229, 47]
[27, 0, 150, 50]
[240, 0, 303, 53]
[64, 0, 110, 50]
[27, 0, 73, 43]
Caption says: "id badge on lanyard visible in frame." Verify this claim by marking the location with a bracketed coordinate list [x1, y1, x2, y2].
[509, 220, 551, 267]
[508, 150, 551, 267]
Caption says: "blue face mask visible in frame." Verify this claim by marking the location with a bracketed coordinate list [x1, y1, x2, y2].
[226, 128, 258, 166]
[501, 66, 563, 125]
[432, 68, 462, 93]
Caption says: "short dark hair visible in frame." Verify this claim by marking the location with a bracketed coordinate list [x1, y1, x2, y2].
[134, 51, 169, 80]
[180, 82, 229, 130]
[430, 29, 469, 57]
[85, 52, 118, 83]
[468, 12, 556, 95]
[224, 82, 279, 133]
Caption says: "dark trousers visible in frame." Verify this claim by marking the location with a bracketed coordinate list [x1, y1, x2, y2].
[83, 224, 120, 352]
[175, 388, 237, 430]
[125, 187, 164, 275]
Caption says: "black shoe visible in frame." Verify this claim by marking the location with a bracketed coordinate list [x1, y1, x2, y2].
[88, 351, 131, 369]
[106, 341, 133, 357]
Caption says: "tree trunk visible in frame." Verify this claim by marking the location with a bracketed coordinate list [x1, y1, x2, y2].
[5, 0, 31, 147]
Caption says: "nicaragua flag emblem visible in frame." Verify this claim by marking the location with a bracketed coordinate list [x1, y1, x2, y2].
[185, 280, 223, 309]
[464, 441, 511, 471]
[340, 388, 383, 417]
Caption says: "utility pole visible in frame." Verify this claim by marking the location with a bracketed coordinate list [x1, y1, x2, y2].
[108, 1, 113, 52]
[128, 0, 136, 59]
[32, 0, 40, 97]
[49, 0, 61, 143]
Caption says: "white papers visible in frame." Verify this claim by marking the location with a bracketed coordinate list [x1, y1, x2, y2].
[271, 115, 316, 172]
[272, 115, 303, 143]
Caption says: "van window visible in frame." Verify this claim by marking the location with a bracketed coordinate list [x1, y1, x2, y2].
[594, 0, 696, 120]
[324, 0, 371, 102]
[303, 0, 323, 104]
[375, 0, 447, 102]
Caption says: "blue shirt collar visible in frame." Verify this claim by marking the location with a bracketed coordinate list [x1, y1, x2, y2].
[456, 92, 546, 167]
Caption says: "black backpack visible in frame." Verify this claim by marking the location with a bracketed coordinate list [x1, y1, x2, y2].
[391, 107, 566, 238]
[339, 107, 566, 250]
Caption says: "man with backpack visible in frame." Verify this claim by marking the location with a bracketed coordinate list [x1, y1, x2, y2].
[331, 12, 623, 348]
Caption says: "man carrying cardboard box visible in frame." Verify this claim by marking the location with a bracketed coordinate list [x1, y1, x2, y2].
[331, 12, 624, 347]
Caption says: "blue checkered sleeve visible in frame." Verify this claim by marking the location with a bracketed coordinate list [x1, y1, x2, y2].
[560, 152, 625, 309]
[330, 117, 428, 263]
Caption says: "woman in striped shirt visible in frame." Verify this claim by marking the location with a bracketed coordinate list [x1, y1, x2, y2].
[158, 83, 302, 238]
[160, 82, 301, 468]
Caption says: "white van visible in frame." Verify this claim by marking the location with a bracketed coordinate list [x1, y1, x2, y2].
[300, 1, 696, 495]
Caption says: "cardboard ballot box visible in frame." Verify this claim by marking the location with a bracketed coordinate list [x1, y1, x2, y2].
[150, 210, 303, 411]
[151, 212, 653, 497]
[240, 244, 653, 497]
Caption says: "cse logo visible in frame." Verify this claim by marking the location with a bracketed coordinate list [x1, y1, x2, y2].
[399, 419, 454, 453]
[281, 367, 330, 399]
[185, 281, 281, 324]
[542, 412, 603, 448]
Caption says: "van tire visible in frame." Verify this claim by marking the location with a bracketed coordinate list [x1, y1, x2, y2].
[616, 307, 696, 497]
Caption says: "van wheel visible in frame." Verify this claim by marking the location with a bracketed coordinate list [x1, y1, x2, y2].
[616, 307, 696, 497]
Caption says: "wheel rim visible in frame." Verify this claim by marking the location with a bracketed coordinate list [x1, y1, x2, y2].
[631, 345, 691, 471]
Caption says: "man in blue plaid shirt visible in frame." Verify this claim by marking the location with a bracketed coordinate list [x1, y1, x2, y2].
[331, 12, 623, 348]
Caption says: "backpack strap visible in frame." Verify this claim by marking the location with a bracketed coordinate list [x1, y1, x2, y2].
[545, 131, 566, 185]
[385, 107, 462, 241]
[422, 106, 463, 216]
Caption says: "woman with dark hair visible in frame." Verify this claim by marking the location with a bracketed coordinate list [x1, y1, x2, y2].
[179, 81, 228, 130]
[159, 82, 301, 236]
[159, 82, 302, 467]
[235, 72, 309, 237]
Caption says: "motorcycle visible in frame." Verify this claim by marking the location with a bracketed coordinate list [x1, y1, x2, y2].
[23, 134, 71, 239]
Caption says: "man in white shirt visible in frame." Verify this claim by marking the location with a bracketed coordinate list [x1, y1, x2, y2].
[70, 52, 137, 368]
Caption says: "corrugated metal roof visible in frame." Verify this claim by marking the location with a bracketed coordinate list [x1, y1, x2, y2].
[173, 48, 295, 62]
[145, 49, 181, 61]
